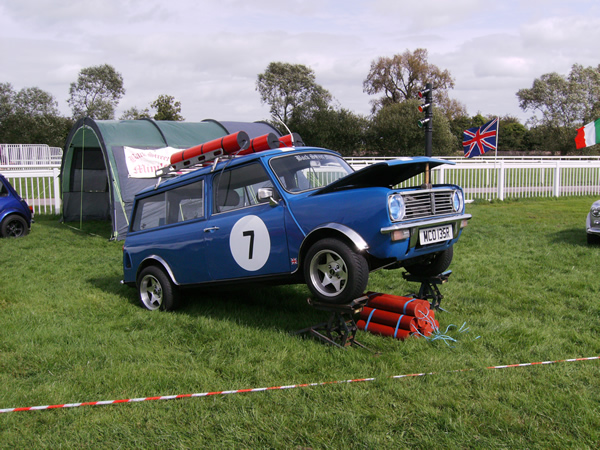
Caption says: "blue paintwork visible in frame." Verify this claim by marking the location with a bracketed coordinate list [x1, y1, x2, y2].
[0, 174, 33, 236]
[122, 147, 469, 288]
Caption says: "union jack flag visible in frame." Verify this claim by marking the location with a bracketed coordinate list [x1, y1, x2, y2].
[463, 118, 498, 158]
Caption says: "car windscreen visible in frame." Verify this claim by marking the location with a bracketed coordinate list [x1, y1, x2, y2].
[269, 153, 353, 193]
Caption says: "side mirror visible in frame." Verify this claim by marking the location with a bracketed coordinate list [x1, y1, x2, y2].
[257, 187, 279, 206]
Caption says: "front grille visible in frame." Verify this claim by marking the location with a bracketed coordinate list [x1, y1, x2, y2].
[401, 189, 455, 220]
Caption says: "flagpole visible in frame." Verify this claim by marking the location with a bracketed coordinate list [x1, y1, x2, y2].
[495, 117, 499, 160]
[495, 117, 499, 193]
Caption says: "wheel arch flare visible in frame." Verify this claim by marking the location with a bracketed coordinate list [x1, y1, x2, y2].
[299, 223, 369, 268]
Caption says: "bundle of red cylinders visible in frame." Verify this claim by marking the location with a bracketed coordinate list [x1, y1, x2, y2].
[356, 292, 439, 340]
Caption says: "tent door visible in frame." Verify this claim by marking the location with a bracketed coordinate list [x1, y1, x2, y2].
[63, 147, 111, 221]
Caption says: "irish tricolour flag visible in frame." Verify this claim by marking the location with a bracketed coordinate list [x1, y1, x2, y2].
[575, 118, 600, 149]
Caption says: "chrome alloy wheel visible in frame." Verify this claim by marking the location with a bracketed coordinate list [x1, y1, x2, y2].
[139, 273, 163, 310]
[308, 248, 349, 298]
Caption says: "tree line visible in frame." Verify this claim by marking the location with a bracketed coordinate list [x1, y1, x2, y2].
[1, 51, 599, 156]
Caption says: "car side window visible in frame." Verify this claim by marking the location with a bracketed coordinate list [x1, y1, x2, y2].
[0, 180, 7, 197]
[131, 180, 204, 232]
[212, 163, 274, 214]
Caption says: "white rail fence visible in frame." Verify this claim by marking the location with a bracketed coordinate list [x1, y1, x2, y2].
[0, 168, 61, 215]
[347, 157, 600, 202]
[2, 156, 600, 215]
[0, 144, 63, 168]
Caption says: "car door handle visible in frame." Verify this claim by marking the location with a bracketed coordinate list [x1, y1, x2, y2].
[204, 226, 219, 233]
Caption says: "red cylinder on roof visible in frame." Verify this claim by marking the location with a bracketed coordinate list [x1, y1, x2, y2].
[279, 133, 304, 147]
[238, 133, 280, 155]
[357, 320, 412, 340]
[169, 131, 250, 164]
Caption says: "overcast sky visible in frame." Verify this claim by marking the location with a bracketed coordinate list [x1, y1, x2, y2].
[1, 0, 599, 125]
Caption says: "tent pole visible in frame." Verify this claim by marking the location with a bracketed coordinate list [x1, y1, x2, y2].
[80, 125, 85, 230]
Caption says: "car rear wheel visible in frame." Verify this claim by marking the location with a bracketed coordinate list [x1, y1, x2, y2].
[404, 246, 454, 277]
[304, 238, 369, 304]
[0, 214, 28, 238]
[137, 266, 179, 311]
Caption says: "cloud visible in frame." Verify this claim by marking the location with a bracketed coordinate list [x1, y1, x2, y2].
[0, 0, 599, 125]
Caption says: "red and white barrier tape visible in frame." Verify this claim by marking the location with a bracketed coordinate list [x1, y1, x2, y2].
[1, 355, 598, 414]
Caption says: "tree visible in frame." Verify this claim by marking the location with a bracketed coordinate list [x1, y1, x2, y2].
[517, 64, 600, 154]
[68, 64, 125, 120]
[0, 82, 15, 126]
[0, 83, 72, 146]
[290, 107, 368, 156]
[13, 87, 60, 117]
[119, 106, 151, 120]
[151, 95, 184, 121]
[256, 62, 332, 124]
[363, 48, 456, 113]
[367, 100, 457, 157]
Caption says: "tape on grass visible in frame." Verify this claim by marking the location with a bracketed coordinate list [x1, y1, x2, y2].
[1, 355, 598, 414]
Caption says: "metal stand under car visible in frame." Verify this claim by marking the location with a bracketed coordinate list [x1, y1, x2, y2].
[294, 296, 370, 350]
[403, 270, 452, 310]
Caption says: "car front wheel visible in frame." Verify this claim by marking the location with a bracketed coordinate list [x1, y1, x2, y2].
[137, 266, 179, 311]
[304, 238, 369, 304]
[0, 214, 29, 238]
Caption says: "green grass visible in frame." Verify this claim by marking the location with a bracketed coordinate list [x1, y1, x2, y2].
[1, 198, 600, 447]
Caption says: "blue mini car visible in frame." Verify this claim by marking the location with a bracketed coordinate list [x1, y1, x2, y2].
[122, 147, 471, 310]
[0, 174, 33, 238]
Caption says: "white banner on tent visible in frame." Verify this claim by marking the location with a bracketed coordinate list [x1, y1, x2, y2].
[124, 146, 181, 178]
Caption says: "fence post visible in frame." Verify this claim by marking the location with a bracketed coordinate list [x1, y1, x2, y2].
[497, 161, 505, 201]
[554, 161, 561, 197]
[53, 168, 61, 214]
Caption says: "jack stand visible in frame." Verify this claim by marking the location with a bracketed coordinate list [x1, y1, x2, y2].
[402, 270, 452, 310]
[294, 296, 370, 350]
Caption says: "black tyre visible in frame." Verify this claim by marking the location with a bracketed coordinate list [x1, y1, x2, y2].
[304, 238, 369, 304]
[0, 214, 29, 238]
[137, 266, 179, 311]
[404, 246, 454, 277]
[587, 233, 600, 245]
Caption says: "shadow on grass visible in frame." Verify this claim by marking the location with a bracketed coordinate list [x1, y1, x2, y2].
[551, 227, 589, 247]
[89, 274, 327, 334]
[60, 220, 114, 240]
[179, 284, 327, 333]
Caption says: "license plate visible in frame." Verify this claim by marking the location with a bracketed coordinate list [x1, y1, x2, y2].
[419, 225, 453, 245]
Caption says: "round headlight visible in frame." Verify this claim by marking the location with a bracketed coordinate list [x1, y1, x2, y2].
[452, 190, 464, 212]
[388, 194, 405, 222]
[592, 207, 600, 218]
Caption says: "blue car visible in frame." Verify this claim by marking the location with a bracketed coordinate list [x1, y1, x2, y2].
[122, 147, 471, 310]
[0, 174, 33, 238]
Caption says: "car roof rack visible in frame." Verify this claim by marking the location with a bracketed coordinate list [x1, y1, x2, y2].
[152, 131, 304, 180]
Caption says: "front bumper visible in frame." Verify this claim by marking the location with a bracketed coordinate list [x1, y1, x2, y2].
[380, 213, 472, 248]
[586, 213, 600, 235]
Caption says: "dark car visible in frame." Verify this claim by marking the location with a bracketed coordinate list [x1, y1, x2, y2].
[0, 174, 33, 237]
[123, 146, 471, 310]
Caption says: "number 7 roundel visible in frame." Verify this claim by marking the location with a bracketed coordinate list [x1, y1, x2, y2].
[229, 215, 271, 271]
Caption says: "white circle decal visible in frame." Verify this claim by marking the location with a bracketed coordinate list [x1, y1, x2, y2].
[230, 215, 271, 271]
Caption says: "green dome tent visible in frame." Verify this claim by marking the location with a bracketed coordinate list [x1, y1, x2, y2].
[61, 118, 281, 240]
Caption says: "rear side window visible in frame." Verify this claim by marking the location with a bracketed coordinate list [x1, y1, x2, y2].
[131, 180, 204, 232]
[212, 163, 274, 214]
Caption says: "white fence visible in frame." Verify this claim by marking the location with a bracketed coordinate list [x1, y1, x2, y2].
[0, 144, 63, 168]
[2, 156, 600, 216]
[0, 168, 61, 215]
[347, 156, 600, 201]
